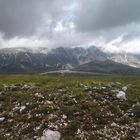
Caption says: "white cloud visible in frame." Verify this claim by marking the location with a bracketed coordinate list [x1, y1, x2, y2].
[0, 35, 55, 49]
[0, 0, 140, 54]
[54, 22, 65, 32]
[122, 39, 140, 54]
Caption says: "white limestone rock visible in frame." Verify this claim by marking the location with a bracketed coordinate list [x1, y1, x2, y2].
[62, 114, 67, 119]
[0, 117, 5, 122]
[116, 91, 126, 100]
[111, 122, 120, 128]
[40, 129, 61, 140]
[35, 93, 44, 99]
[19, 106, 26, 112]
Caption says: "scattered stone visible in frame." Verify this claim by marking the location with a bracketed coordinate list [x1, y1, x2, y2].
[111, 122, 120, 128]
[45, 100, 53, 104]
[0, 81, 139, 140]
[73, 98, 77, 104]
[62, 114, 67, 119]
[0, 117, 5, 122]
[35, 93, 44, 99]
[40, 129, 61, 140]
[19, 106, 26, 112]
[116, 91, 126, 100]
[21, 83, 36, 90]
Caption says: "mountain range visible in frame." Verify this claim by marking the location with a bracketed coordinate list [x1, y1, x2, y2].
[0, 46, 140, 74]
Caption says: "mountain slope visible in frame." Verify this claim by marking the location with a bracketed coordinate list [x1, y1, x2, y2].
[0, 46, 140, 74]
[73, 60, 140, 75]
[0, 46, 107, 73]
[109, 52, 140, 68]
[0, 47, 78, 73]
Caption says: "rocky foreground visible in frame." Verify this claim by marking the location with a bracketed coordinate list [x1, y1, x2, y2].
[0, 81, 140, 140]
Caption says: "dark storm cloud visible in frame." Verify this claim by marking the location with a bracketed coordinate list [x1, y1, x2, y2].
[75, 0, 140, 32]
[0, 0, 69, 38]
[1, 0, 140, 38]
[0, 0, 45, 37]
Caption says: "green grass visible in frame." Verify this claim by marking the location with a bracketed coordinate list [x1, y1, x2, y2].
[0, 75, 56, 84]
[0, 74, 139, 84]
[0, 75, 139, 100]
[0, 75, 140, 97]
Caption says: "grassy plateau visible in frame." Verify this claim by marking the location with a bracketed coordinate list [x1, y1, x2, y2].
[0, 75, 140, 140]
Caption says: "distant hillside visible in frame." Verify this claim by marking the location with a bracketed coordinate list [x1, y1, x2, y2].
[0, 46, 140, 74]
[0, 46, 107, 73]
[73, 60, 140, 75]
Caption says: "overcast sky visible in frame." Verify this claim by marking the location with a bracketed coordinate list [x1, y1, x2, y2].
[0, 0, 140, 53]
